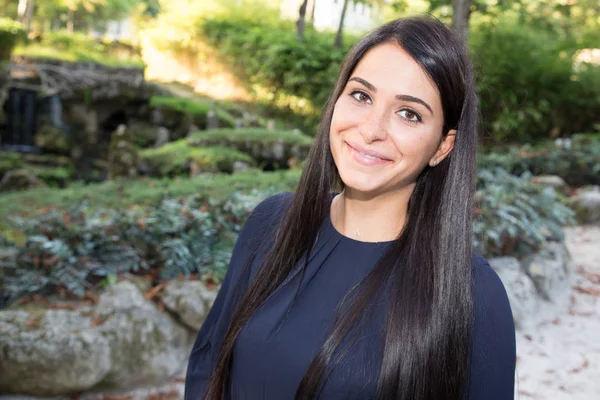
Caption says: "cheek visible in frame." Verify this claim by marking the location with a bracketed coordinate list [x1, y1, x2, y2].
[390, 129, 440, 161]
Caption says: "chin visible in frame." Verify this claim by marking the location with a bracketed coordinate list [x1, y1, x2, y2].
[338, 169, 390, 196]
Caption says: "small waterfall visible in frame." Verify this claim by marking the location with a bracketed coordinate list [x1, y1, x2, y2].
[2, 87, 38, 152]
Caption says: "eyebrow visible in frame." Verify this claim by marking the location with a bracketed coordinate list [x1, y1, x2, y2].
[348, 76, 434, 116]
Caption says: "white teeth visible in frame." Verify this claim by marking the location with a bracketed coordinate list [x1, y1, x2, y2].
[359, 151, 379, 160]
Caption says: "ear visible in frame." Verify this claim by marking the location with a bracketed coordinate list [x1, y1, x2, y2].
[429, 129, 456, 167]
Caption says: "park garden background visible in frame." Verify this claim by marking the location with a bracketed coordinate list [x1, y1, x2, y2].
[0, 0, 599, 398]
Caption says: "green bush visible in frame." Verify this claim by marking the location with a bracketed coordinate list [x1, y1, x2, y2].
[0, 18, 25, 61]
[195, 15, 600, 142]
[14, 30, 144, 68]
[199, 17, 351, 133]
[150, 95, 236, 129]
[0, 151, 23, 177]
[140, 140, 255, 176]
[471, 22, 600, 143]
[474, 168, 575, 257]
[0, 189, 279, 307]
[478, 134, 600, 186]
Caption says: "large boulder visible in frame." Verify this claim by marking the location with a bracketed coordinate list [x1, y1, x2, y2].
[570, 186, 600, 224]
[488, 257, 540, 329]
[522, 241, 573, 303]
[94, 281, 191, 389]
[161, 280, 217, 331]
[0, 309, 111, 396]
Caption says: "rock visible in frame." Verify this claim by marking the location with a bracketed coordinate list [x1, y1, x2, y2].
[266, 119, 276, 130]
[233, 160, 252, 173]
[531, 175, 569, 194]
[488, 257, 540, 329]
[271, 141, 285, 161]
[154, 127, 170, 148]
[570, 186, 600, 224]
[206, 109, 219, 130]
[0, 169, 48, 192]
[522, 241, 573, 303]
[34, 125, 71, 155]
[0, 247, 18, 268]
[107, 125, 138, 180]
[95, 281, 191, 389]
[161, 280, 216, 331]
[0, 310, 111, 396]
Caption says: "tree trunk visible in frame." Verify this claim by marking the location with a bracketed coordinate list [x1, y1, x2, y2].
[452, 0, 472, 41]
[17, 0, 35, 33]
[67, 8, 74, 33]
[334, 0, 350, 50]
[310, 0, 317, 25]
[296, 0, 309, 41]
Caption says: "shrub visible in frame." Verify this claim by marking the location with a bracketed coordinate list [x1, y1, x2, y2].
[474, 168, 575, 257]
[471, 22, 600, 143]
[478, 134, 600, 186]
[0, 18, 25, 61]
[139, 140, 255, 176]
[13, 30, 145, 68]
[149, 95, 236, 129]
[0, 189, 279, 308]
[194, 15, 600, 141]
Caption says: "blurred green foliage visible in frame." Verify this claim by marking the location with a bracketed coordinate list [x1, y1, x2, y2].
[140, 141, 255, 176]
[0, 18, 25, 60]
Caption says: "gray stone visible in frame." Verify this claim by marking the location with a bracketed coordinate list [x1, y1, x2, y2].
[161, 280, 216, 331]
[206, 109, 219, 130]
[153, 127, 170, 148]
[570, 186, 600, 224]
[0, 310, 111, 396]
[531, 175, 569, 194]
[271, 141, 285, 161]
[233, 160, 252, 173]
[95, 282, 191, 389]
[522, 241, 573, 302]
[0, 169, 48, 192]
[488, 257, 540, 329]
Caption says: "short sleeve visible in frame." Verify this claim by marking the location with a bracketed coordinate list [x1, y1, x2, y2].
[468, 255, 517, 399]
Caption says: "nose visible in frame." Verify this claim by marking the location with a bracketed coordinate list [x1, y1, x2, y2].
[358, 108, 388, 144]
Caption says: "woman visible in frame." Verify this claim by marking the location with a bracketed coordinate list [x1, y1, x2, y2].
[185, 16, 516, 400]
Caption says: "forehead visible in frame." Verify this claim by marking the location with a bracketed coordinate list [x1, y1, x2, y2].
[350, 42, 441, 108]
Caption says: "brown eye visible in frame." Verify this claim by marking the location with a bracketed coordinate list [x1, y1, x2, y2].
[398, 109, 422, 123]
[350, 91, 372, 104]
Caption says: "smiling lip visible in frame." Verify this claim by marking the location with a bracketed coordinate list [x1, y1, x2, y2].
[345, 142, 393, 166]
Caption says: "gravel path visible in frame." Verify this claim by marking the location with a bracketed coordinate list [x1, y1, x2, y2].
[515, 225, 600, 399]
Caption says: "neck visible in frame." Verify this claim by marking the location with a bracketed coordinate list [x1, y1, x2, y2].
[331, 185, 413, 243]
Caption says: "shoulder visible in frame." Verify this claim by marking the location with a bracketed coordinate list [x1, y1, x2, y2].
[248, 192, 294, 222]
[471, 254, 514, 320]
[468, 255, 516, 397]
[237, 192, 294, 246]
[470, 253, 516, 349]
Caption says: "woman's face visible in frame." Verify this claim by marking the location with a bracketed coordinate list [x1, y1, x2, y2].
[329, 41, 455, 196]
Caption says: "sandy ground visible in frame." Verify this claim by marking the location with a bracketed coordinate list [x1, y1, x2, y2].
[515, 225, 600, 400]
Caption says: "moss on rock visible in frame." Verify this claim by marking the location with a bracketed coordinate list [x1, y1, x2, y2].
[34, 125, 71, 155]
[139, 139, 254, 177]
[149, 95, 236, 130]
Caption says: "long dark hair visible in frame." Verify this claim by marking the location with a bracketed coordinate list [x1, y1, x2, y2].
[205, 16, 479, 400]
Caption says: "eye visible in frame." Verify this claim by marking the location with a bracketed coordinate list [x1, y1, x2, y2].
[349, 90, 372, 104]
[398, 109, 422, 124]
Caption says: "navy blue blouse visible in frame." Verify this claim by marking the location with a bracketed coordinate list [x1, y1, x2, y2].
[185, 193, 516, 399]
